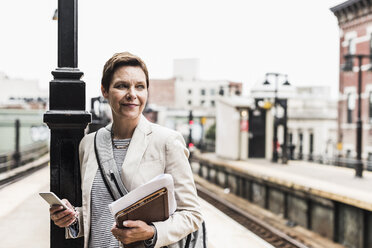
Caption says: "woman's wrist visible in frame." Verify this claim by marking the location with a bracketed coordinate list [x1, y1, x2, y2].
[144, 224, 157, 247]
[69, 206, 79, 226]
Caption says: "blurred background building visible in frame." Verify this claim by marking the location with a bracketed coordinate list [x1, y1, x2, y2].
[147, 58, 242, 146]
[0, 72, 48, 154]
[332, 1, 372, 161]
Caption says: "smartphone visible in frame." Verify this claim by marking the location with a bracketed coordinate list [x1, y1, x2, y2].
[39, 192, 68, 209]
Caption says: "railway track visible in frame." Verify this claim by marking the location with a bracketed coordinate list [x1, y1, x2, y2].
[196, 184, 309, 248]
[0, 160, 48, 190]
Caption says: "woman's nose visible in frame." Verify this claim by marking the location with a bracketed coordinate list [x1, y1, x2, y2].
[126, 87, 137, 100]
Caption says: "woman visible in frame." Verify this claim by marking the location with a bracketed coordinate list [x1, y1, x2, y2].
[50, 52, 203, 248]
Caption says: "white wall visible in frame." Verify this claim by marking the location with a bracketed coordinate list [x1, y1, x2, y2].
[175, 79, 230, 109]
[216, 100, 240, 160]
[0, 76, 47, 104]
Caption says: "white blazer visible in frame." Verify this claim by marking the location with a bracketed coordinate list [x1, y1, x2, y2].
[67, 115, 203, 248]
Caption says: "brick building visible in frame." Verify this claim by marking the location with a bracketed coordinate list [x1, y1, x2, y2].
[147, 59, 242, 143]
[148, 78, 176, 108]
[148, 59, 242, 110]
[331, 0, 372, 159]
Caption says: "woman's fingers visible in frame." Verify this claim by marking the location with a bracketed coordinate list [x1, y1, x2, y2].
[49, 199, 77, 228]
[111, 221, 154, 244]
[51, 208, 71, 220]
[122, 220, 142, 228]
[62, 199, 73, 210]
[50, 208, 75, 227]
[54, 211, 75, 227]
[49, 205, 64, 215]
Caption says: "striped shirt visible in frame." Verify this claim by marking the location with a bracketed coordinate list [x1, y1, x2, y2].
[89, 138, 131, 248]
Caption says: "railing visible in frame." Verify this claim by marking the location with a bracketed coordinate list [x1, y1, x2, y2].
[291, 153, 372, 171]
[198, 139, 215, 153]
[0, 141, 49, 173]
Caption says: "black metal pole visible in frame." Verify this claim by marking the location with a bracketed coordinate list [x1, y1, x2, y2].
[43, 0, 91, 247]
[272, 75, 279, 162]
[13, 119, 21, 167]
[356, 55, 363, 177]
[58, 0, 78, 68]
[282, 99, 288, 164]
[188, 110, 193, 147]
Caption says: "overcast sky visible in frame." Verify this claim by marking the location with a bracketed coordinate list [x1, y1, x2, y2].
[0, 0, 345, 101]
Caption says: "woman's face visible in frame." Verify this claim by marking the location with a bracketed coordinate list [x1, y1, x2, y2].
[102, 65, 148, 122]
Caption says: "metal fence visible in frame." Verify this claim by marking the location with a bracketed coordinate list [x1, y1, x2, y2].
[291, 153, 372, 171]
[0, 141, 49, 173]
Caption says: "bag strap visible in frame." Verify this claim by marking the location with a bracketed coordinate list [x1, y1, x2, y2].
[94, 129, 128, 200]
[202, 221, 207, 248]
[184, 221, 207, 248]
[184, 233, 191, 248]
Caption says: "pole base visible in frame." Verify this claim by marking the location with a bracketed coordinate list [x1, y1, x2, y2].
[272, 152, 278, 163]
[355, 160, 363, 178]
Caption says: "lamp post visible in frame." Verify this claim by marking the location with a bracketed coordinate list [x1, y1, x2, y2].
[264, 73, 290, 164]
[43, 1, 91, 247]
[343, 54, 369, 178]
[188, 110, 194, 148]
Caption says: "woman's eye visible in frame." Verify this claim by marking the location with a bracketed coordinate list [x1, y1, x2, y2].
[136, 85, 145, 89]
[116, 84, 128, 89]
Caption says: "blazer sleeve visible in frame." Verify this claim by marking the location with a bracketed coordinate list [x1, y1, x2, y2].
[65, 136, 87, 239]
[65, 207, 84, 239]
[152, 132, 203, 248]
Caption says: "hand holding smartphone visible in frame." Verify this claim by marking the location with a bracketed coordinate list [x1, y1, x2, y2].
[39, 192, 69, 209]
[41, 192, 78, 228]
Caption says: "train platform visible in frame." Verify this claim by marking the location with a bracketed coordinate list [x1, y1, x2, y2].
[0, 165, 274, 248]
[193, 152, 372, 248]
[194, 152, 372, 210]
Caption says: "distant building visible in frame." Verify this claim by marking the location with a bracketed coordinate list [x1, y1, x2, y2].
[147, 58, 242, 144]
[286, 86, 337, 162]
[148, 78, 176, 108]
[331, 1, 372, 159]
[0, 72, 48, 109]
[148, 58, 242, 110]
[251, 84, 337, 162]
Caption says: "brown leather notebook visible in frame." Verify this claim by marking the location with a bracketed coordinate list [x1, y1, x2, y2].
[115, 187, 169, 247]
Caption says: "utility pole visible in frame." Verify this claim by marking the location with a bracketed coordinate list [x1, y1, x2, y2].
[263, 73, 290, 164]
[43, 1, 91, 247]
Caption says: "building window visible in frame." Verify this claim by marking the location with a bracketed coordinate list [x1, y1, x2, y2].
[347, 93, 354, 124]
[219, 87, 224, 96]
[188, 100, 192, 105]
[200, 100, 205, 106]
[368, 152, 372, 161]
[349, 38, 356, 54]
[346, 149, 351, 158]
[188, 89, 192, 95]
[369, 92, 372, 123]
[201, 89, 206, 96]
[344, 39, 356, 70]
[210, 89, 215, 96]
[210, 100, 215, 107]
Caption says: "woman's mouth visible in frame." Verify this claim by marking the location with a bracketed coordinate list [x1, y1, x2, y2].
[121, 103, 139, 108]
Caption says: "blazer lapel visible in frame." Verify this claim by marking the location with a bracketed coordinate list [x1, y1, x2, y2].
[121, 115, 152, 190]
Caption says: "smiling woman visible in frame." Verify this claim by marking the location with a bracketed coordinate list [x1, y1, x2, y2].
[49, 52, 204, 248]
[102, 65, 148, 139]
